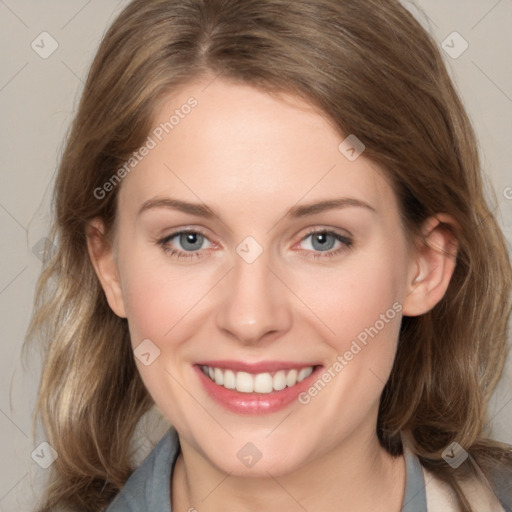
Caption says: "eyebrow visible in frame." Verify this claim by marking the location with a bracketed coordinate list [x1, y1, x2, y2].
[137, 196, 376, 219]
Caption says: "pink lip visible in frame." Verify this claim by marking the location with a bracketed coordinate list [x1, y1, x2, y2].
[194, 363, 323, 415]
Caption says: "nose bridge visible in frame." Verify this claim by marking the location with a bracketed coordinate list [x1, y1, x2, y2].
[215, 241, 292, 344]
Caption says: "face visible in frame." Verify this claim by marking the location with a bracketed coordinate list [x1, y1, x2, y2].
[98, 78, 421, 476]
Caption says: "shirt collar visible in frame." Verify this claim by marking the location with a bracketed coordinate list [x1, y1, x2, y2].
[108, 427, 428, 511]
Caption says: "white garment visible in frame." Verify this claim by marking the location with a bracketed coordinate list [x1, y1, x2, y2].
[423, 466, 506, 512]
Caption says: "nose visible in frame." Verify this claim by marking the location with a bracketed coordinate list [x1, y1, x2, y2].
[215, 247, 293, 346]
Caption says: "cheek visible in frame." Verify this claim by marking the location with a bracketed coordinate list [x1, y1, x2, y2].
[292, 240, 406, 352]
[119, 248, 215, 348]
[289, 238, 407, 422]
[292, 252, 405, 439]
[117, 251, 214, 422]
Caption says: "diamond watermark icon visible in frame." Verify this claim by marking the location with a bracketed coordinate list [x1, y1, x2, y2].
[31, 32, 59, 59]
[31, 442, 58, 469]
[441, 32, 468, 59]
[338, 134, 365, 161]
[442, 441, 468, 469]
[236, 236, 263, 264]
[31, 237, 57, 262]
[134, 338, 161, 366]
[237, 442, 263, 468]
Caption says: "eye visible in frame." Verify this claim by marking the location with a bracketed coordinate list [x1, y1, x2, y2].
[156, 228, 353, 261]
[297, 229, 353, 259]
[157, 230, 214, 260]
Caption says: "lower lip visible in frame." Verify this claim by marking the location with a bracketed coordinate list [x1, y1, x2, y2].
[194, 365, 323, 415]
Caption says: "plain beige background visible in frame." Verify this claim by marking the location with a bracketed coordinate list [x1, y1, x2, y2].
[0, 1, 511, 510]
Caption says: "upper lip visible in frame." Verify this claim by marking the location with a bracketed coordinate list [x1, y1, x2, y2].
[196, 360, 320, 374]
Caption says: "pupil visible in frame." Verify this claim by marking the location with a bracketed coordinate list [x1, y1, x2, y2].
[181, 232, 202, 250]
[312, 233, 335, 251]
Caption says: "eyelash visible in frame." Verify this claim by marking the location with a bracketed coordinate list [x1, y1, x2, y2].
[156, 228, 353, 261]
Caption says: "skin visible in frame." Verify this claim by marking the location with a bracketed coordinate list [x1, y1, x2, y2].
[87, 77, 458, 511]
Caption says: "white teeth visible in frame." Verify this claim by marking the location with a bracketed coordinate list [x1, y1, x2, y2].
[286, 369, 298, 387]
[254, 373, 273, 393]
[297, 367, 313, 382]
[223, 369, 236, 389]
[201, 365, 315, 394]
[236, 372, 254, 393]
[214, 367, 224, 386]
[273, 370, 287, 391]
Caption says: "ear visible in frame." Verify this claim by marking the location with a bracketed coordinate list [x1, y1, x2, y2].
[86, 218, 127, 318]
[402, 214, 459, 317]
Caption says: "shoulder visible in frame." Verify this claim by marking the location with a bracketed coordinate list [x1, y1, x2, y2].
[105, 427, 180, 512]
[421, 462, 512, 512]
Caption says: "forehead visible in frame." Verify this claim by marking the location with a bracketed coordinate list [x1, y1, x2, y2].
[117, 78, 396, 221]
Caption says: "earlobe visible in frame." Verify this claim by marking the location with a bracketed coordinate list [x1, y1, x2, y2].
[86, 218, 127, 318]
[402, 214, 459, 317]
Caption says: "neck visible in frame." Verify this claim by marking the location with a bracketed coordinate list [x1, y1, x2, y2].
[172, 425, 406, 512]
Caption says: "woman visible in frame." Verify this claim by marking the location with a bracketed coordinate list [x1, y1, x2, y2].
[25, 0, 512, 510]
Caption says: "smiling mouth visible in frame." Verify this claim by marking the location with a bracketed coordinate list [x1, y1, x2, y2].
[200, 364, 317, 394]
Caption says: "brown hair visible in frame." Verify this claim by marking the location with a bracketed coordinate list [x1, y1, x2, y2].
[24, 0, 512, 510]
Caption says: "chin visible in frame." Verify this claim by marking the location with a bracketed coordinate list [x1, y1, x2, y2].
[199, 434, 316, 478]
